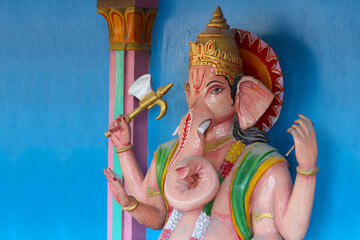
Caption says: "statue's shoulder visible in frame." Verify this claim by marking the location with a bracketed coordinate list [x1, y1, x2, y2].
[239, 142, 286, 165]
[154, 138, 178, 189]
[234, 142, 288, 180]
[155, 138, 178, 170]
[155, 138, 178, 163]
[246, 142, 280, 155]
[154, 138, 179, 213]
[156, 138, 178, 153]
[231, 142, 287, 240]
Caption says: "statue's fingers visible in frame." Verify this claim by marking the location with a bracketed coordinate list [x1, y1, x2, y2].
[287, 127, 300, 142]
[299, 114, 313, 127]
[104, 168, 114, 181]
[120, 116, 130, 131]
[299, 114, 316, 136]
[290, 124, 304, 138]
[294, 119, 310, 134]
[115, 114, 123, 121]
[287, 127, 296, 138]
[105, 167, 117, 178]
[112, 181, 129, 201]
[110, 169, 122, 182]
[108, 181, 116, 194]
[104, 168, 120, 182]
[104, 168, 128, 196]
[108, 122, 116, 132]
[116, 120, 121, 131]
[108, 183, 124, 204]
[108, 169, 126, 189]
[118, 118, 126, 132]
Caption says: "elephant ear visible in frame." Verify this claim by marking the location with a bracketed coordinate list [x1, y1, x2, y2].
[235, 76, 274, 130]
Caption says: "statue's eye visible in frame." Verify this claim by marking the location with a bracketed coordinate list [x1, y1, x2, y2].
[210, 88, 224, 94]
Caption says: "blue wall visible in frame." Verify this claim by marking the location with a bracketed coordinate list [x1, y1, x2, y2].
[148, 0, 360, 239]
[0, 0, 109, 239]
[1, 0, 359, 239]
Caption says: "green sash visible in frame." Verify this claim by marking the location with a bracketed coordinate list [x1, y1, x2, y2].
[155, 138, 178, 212]
[230, 143, 286, 240]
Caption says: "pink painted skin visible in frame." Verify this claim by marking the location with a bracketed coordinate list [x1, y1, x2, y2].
[105, 114, 167, 230]
[106, 65, 317, 240]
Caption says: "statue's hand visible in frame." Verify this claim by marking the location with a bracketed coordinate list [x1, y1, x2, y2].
[287, 114, 317, 169]
[108, 114, 131, 149]
[104, 168, 134, 207]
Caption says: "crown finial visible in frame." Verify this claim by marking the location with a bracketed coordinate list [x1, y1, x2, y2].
[189, 6, 243, 84]
[207, 6, 229, 29]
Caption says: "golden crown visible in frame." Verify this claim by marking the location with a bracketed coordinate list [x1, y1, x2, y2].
[189, 6, 243, 85]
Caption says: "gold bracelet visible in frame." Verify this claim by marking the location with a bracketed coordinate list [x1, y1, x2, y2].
[115, 145, 133, 153]
[296, 166, 319, 176]
[121, 196, 138, 211]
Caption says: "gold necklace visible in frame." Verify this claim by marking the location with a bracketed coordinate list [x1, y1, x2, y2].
[204, 134, 234, 152]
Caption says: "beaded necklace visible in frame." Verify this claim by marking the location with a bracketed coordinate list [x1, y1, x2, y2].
[160, 140, 245, 240]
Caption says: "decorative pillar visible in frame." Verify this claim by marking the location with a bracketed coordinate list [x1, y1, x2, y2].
[97, 1, 157, 239]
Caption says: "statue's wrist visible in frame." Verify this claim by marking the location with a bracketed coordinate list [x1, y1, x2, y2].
[121, 196, 138, 211]
[296, 166, 319, 176]
[298, 162, 317, 171]
[116, 144, 133, 153]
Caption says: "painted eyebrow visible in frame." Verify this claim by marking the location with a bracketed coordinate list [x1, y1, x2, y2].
[206, 80, 225, 88]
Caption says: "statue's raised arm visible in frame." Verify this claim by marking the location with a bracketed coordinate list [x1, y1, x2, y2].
[104, 76, 174, 229]
[104, 6, 317, 240]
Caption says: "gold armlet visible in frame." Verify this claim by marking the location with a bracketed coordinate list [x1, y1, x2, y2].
[296, 166, 319, 176]
[252, 210, 274, 223]
[116, 145, 133, 153]
[121, 196, 138, 211]
[146, 186, 160, 198]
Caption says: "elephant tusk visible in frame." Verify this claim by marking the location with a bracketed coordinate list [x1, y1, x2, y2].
[172, 125, 180, 136]
[197, 120, 211, 134]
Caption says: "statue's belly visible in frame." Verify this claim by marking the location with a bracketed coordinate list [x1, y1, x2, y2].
[203, 213, 239, 240]
[204, 181, 239, 240]
[166, 180, 239, 240]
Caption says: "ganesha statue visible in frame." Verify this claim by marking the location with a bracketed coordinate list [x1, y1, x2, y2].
[104, 6, 318, 240]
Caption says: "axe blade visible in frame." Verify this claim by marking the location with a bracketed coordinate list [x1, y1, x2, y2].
[128, 74, 153, 100]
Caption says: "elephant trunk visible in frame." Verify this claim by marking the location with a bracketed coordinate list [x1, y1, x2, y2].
[164, 104, 219, 212]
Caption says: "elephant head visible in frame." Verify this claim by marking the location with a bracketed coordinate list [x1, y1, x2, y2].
[164, 65, 274, 212]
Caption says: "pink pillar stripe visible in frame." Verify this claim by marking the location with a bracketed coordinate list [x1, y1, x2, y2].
[107, 50, 115, 240]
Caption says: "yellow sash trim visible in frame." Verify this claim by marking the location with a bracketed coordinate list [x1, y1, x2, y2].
[230, 144, 256, 240]
[244, 155, 287, 230]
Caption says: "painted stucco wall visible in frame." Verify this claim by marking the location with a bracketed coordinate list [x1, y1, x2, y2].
[0, 0, 109, 239]
[1, 0, 359, 239]
[148, 0, 360, 239]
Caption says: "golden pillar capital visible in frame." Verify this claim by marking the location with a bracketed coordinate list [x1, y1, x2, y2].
[97, 3, 157, 51]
